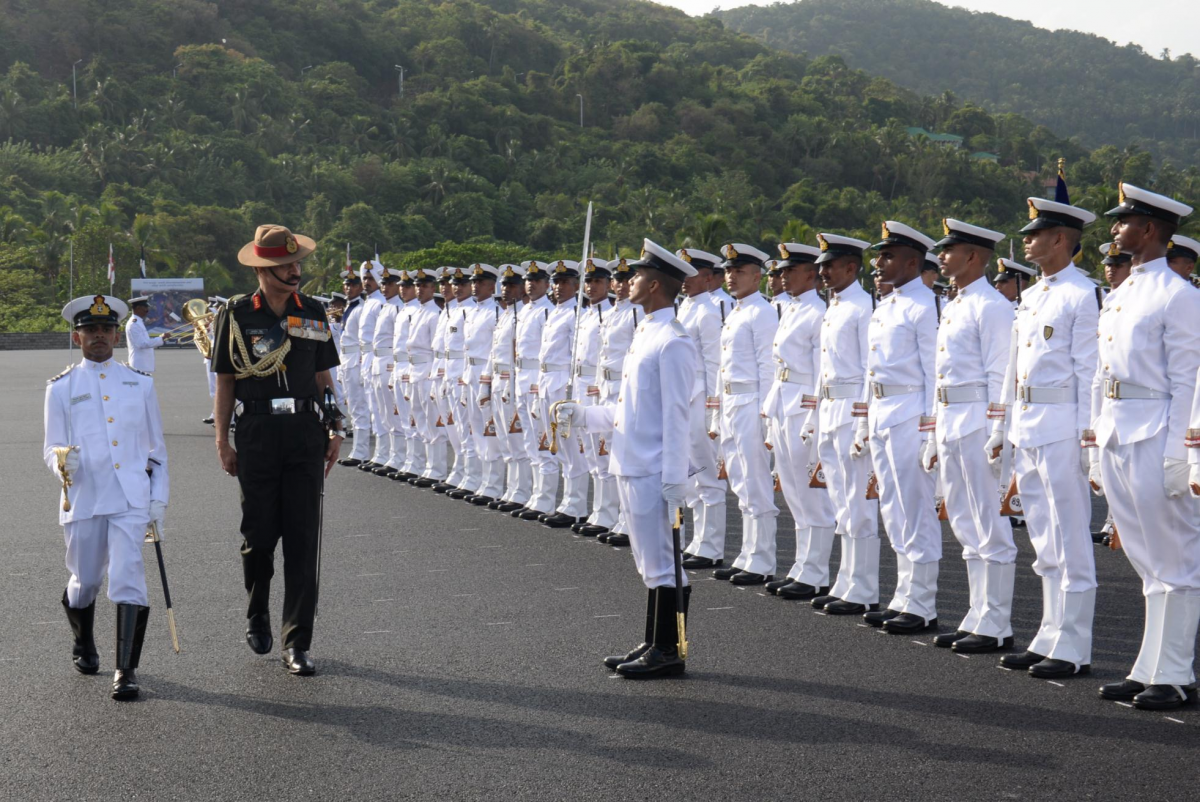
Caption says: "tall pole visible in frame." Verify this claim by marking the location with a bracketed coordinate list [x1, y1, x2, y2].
[576, 94, 584, 127]
[68, 239, 74, 353]
[72, 59, 82, 110]
[394, 65, 404, 97]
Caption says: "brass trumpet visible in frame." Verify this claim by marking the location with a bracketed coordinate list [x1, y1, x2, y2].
[161, 298, 215, 358]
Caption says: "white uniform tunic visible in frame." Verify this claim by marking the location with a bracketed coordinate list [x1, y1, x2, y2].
[125, 314, 163, 374]
[43, 358, 169, 608]
[517, 295, 555, 511]
[719, 291, 779, 576]
[446, 298, 478, 490]
[1001, 265, 1099, 667]
[372, 296, 403, 461]
[582, 308, 697, 587]
[763, 289, 837, 586]
[407, 299, 445, 479]
[465, 296, 501, 496]
[575, 298, 614, 526]
[596, 297, 643, 533]
[540, 298, 588, 516]
[1096, 259, 1200, 686]
[678, 292, 726, 559]
[488, 299, 529, 504]
[340, 297, 369, 452]
[932, 275, 1016, 639]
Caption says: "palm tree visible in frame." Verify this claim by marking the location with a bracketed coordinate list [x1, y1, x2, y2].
[679, 213, 732, 251]
[0, 206, 29, 244]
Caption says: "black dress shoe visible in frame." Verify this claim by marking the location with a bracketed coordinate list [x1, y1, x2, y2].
[570, 521, 587, 533]
[882, 613, 936, 634]
[578, 524, 608, 537]
[388, 471, 410, 481]
[999, 650, 1046, 670]
[811, 594, 839, 610]
[933, 629, 970, 648]
[202, 415, 215, 425]
[1029, 658, 1088, 678]
[1132, 685, 1197, 710]
[542, 513, 581, 529]
[682, 555, 722, 570]
[607, 533, 630, 547]
[825, 599, 877, 615]
[447, 488, 473, 499]
[467, 495, 494, 506]
[517, 508, 544, 521]
[487, 499, 507, 510]
[730, 571, 771, 586]
[1091, 531, 1107, 545]
[604, 643, 650, 670]
[246, 613, 273, 655]
[282, 647, 316, 676]
[338, 457, 363, 467]
[780, 583, 827, 602]
[497, 501, 525, 513]
[596, 531, 613, 543]
[373, 466, 397, 476]
[616, 645, 686, 678]
[713, 566, 742, 581]
[358, 461, 380, 471]
[863, 608, 901, 627]
[432, 482, 455, 493]
[1099, 679, 1146, 701]
[414, 478, 438, 488]
[765, 578, 793, 594]
[953, 634, 1013, 654]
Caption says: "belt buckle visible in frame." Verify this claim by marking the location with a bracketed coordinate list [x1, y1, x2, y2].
[1019, 384, 1032, 403]
[936, 386, 947, 406]
[872, 382, 883, 399]
[779, 367, 790, 383]
[820, 385, 832, 400]
[1106, 379, 1120, 400]
[270, 398, 296, 415]
[723, 381, 732, 395]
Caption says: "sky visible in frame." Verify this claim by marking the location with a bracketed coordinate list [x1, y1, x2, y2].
[659, 0, 1199, 60]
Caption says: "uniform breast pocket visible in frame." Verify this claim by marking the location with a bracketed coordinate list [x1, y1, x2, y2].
[118, 395, 146, 432]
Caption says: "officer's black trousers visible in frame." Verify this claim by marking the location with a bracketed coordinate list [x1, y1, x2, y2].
[235, 412, 326, 650]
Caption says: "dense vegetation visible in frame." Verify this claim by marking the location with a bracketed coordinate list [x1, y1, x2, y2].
[0, 0, 1195, 331]
[721, 0, 1200, 165]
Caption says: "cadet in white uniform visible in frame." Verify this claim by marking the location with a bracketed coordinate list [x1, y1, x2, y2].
[45, 294, 169, 700]
[368, 265, 404, 475]
[124, 296, 164, 374]
[354, 263, 387, 469]
[1166, 234, 1199, 282]
[573, 258, 616, 534]
[326, 292, 348, 414]
[430, 271, 462, 492]
[992, 197, 1099, 679]
[711, 243, 780, 586]
[387, 271, 421, 478]
[924, 219, 1017, 654]
[485, 264, 531, 511]
[444, 269, 480, 497]
[337, 272, 372, 464]
[511, 262, 557, 518]
[1093, 185, 1200, 710]
[762, 243, 838, 599]
[461, 263, 502, 504]
[555, 239, 699, 678]
[856, 222, 941, 636]
[405, 269, 447, 487]
[676, 248, 727, 566]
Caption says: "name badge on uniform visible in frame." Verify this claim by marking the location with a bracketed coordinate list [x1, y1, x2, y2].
[287, 316, 331, 342]
[70, 393, 91, 405]
[122, 380, 139, 387]
[449, 326, 458, 333]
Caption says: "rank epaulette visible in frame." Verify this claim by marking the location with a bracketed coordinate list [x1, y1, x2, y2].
[123, 363, 153, 377]
[228, 294, 252, 309]
[669, 319, 688, 338]
[48, 364, 75, 383]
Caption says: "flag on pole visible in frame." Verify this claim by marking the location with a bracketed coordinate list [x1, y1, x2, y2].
[139, 246, 147, 278]
[107, 243, 116, 287]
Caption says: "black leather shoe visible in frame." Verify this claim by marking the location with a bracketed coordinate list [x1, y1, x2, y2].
[414, 478, 437, 488]
[517, 508, 544, 521]
[112, 669, 139, 700]
[1099, 679, 1146, 701]
[62, 591, 99, 675]
[882, 613, 936, 634]
[934, 629, 970, 648]
[596, 531, 612, 543]
[825, 599, 876, 615]
[282, 647, 316, 676]
[338, 457, 363, 467]
[766, 578, 793, 594]
[607, 533, 630, 547]
[953, 634, 1013, 653]
[202, 415, 215, 425]
[604, 643, 650, 670]
[811, 594, 839, 610]
[497, 501, 524, 513]
[615, 645, 686, 678]
[487, 499, 507, 510]
[780, 583, 827, 602]
[578, 524, 608, 537]
[713, 566, 741, 581]
[246, 613, 273, 655]
[1132, 685, 1197, 710]
[432, 482, 455, 493]
[373, 466, 397, 476]
[1029, 658, 1088, 679]
[682, 555, 722, 569]
[467, 495, 495, 506]
[730, 571, 771, 586]
[570, 521, 587, 533]
[541, 513, 581, 529]
[999, 650, 1046, 670]
[447, 488, 473, 499]
[390, 471, 415, 481]
[358, 461, 380, 471]
[863, 608, 901, 627]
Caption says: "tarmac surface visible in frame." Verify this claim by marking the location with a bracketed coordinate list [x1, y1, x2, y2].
[1, 347, 1196, 801]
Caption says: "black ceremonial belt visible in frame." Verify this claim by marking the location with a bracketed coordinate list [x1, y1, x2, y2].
[237, 397, 320, 416]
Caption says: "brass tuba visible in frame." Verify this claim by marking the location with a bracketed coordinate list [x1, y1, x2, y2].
[181, 297, 215, 358]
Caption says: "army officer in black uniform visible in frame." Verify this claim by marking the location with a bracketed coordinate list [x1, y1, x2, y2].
[211, 224, 343, 676]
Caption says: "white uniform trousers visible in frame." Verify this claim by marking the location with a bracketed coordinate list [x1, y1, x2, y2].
[583, 388, 618, 529]
[617, 473, 689, 589]
[720, 398, 778, 576]
[63, 508, 150, 608]
[541, 379, 588, 517]
[451, 375, 481, 492]
[771, 414, 836, 588]
[369, 370, 395, 466]
[820, 422, 881, 605]
[870, 417, 940, 621]
[684, 391, 727, 561]
[1014, 438, 1096, 667]
[344, 361, 372, 461]
[1100, 430, 1200, 686]
[412, 380, 444, 480]
[328, 364, 346, 410]
[437, 377, 465, 486]
[522, 391, 557, 513]
[938, 428, 1018, 639]
[470, 383, 503, 498]
[386, 371, 411, 471]
[492, 377, 532, 505]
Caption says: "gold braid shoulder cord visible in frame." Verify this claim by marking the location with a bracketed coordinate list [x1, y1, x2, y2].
[229, 314, 292, 391]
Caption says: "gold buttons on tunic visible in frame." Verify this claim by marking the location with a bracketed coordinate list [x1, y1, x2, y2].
[107, 417, 114, 423]
[103, 395, 110, 401]
[938, 373, 944, 379]
[114, 463, 120, 469]
[99, 373, 105, 379]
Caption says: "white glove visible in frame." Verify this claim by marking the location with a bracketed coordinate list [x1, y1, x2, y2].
[799, 421, 815, 445]
[984, 427, 1005, 470]
[63, 447, 81, 476]
[1088, 450, 1104, 496]
[919, 437, 938, 472]
[1190, 462, 1200, 498]
[553, 400, 583, 427]
[149, 500, 167, 527]
[661, 482, 687, 512]
[851, 417, 869, 459]
[1164, 458, 1190, 498]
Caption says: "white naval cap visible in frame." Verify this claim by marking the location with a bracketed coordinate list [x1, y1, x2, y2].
[469, 263, 501, 280]
[62, 294, 129, 327]
[765, 259, 781, 275]
[1106, 183, 1194, 225]
[937, 218, 1005, 250]
[1022, 198, 1096, 232]
[412, 266, 440, 283]
[1167, 234, 1199, 262]
[522, 260, 551, 279]
[633, 238, 697, 279]
[995, 257, 1036, 280]
[777, 242, 821, 266]
[1099, 242, 1132, 265]
[550, 259, 581, 279]
[498, 263, 526, 283]
[583, 257, 612, 277]
[923, 251, 941, 271]
[719, 243, 770, 269]
[445, 266, 471, 282]
[330, 292, 347, 301]
[340, 268, 361, 281]
[676, 248, 723, 270]
[871, 221, 936, 253]
[815, 233, 871, 264]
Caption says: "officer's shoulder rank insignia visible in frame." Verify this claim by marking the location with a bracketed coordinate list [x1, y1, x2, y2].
[669, 319, 688, 337]
[228, 294, 251, 309]
[124, 363, 152, 377]
[1043, 325, 1054, 340]
[48, 364, 75, 383]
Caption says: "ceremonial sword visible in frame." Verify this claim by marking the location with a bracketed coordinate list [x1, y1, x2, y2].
[550, 201, 593, 454]
[145, 519, 181, 653]
[671, 507, 688, 660]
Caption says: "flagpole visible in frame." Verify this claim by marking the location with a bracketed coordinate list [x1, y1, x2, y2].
[68, 239, 74, 354]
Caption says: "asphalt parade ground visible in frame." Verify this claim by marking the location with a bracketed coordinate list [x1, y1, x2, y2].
[1, 347, 1196, 801]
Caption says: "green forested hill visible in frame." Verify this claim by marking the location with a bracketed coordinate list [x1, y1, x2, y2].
[720, 0, 1200, 164]
[0, 0, 1194, 331]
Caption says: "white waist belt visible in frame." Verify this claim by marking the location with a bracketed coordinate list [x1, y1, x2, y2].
[394, 354, 410, 365]
[342, 344, 360, 354]
[871, 382, 921, 399]
[445, 350, 465, 359]
[575, 365, 597, 378]
[936, 385, 986, 405]
[374, 347, 391, 357]
[602, 367, 622, 381]
[723, 381, 758, 395]
[516, 358, 539, 370]
[409, 354, 432, 365]
[541, 361, 569, 372]
[468, 356, 487, 366]
[493, 362, 513, 372]
[434, 350, 447, 358]
[776, 367, 814, 386]
[820, 383, 861, 400]
[1102, 379, 1169, 400]
[1017, 384, 1073, 404]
